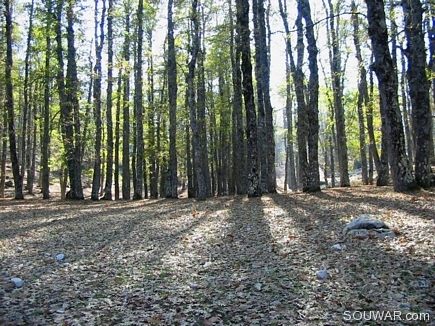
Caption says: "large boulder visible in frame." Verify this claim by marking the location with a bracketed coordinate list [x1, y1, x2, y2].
[343, 215, 389, 234]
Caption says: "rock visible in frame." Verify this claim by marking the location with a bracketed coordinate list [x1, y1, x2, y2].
[331, 244, 342, 250]
[347, 229, 369, 239]
[316, 269, 329, 280]
[11, 277, 24, 288]
[44, 253, 51, 258]
[56, 254, 65, 261]
[343, 215, 389, 234]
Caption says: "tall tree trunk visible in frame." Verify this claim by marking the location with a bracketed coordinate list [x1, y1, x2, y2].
[237, 0, 261, 197]
[403, 0, 433, 188]
[325, 0, 349, 187]
[91, 0, 106, 200]
[21, 0, 35, 185]
[285, 52, 297, 191]
[365, 0, 417, 191]
[229, 0, 247, 195]
[351, 1, 369, 185]
[122, 4, 131, 200]
[133, 0, 144, 199]
[166, 0, 178, 198]
[299, 0, 321, 192]
[102, 0, 114, 200]
[400, 45, 414, 167]
[5, 0, 24, 199]
[41, 0, 52, 199]
[114, 70, 122, 200]
[188, 0, 206, 201]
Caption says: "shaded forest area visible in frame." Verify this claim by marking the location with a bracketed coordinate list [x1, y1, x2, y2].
[1, 0, 435, 201]
[1, 187, 434, 324]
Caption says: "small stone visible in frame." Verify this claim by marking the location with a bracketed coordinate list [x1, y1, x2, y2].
[44, 253, 51, 258]
[17, 247, 23, 253]
[56, 254, 65, 261]
[11, 277, 24, 288]
[254, 282, 262, 291]
[316, 269, 329, 280]
[331, 244, 342, 250]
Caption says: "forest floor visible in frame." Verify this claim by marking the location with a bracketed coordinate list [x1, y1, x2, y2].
[0, 186, 434, 325]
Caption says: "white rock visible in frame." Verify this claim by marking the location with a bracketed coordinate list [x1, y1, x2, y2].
[316, 269, 329, 280]
[331, 244, 342, 250]
[254, 282, 262, 291]
[56, 254, 65, 261]
[11, 277, 24, 288]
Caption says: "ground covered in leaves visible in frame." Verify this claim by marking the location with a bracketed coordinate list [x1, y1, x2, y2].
[1, 186, 434, 325]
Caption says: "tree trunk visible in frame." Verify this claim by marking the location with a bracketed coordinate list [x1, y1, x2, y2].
[114, 71, 122, 200]
[351, 1, 368, 185]
[91, 0, 106, 200]
[133, 0, 144, 200]
[5, 0, 24, 199]
[102, 0, 114, 200]
[229, 0, 247, 195]
[122, 4, 131, 200]
[299, 0, 321, 192]
[365, 0, 417, 191]
[403, 0, 432, 188]
[166, 0, 178, 198]
[237, 0, 261, 197]
[41, 0, 52, 199]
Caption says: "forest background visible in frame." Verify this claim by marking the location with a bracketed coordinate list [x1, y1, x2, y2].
[1, 0, 434, 201]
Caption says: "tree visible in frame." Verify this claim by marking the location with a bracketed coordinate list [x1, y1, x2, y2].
[402, 0, 433, 188]
[91, 0, 106, 200]
[237, 0, 261, 197]
[122, 1, 131, 200]
[365, 0, 417, 191]
[298, 0, 321, 192]
[324, 0, 350, 187]
[102, 0, 114, 200]
[166, 0, 178, 198]
[133, 0, 144, 199]
[4, 0, 24, 199]
[41, 0, 53, 199]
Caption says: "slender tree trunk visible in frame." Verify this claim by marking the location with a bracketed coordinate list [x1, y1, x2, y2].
[133, 0, 144, 199]
[102, 0, 114, 200]
[400, 46, 414, 168]
[351, 1, 368, 185]
[91, 0, 106, 200]
[5, 0, 24, 199]
[365, 0, 417, 191]
[299, 0, 321, 192]
[229, 0, 247, 195]
[41, 0, 52, 199]
[166, 0, 178, 198]
[114, 71, 122, 200]
[122, 4, 131, 200]
[237, 0, 261, 197]
[285, 53, 297, 191]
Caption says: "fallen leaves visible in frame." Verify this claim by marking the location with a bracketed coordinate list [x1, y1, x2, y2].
[0, 186, 434, 325]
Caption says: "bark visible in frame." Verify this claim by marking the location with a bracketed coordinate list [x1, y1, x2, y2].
[400, 45, 414, 168]
[229, 0, 247, 195]
[237, 0, 261, 197]
[188, 0, 206, 201]
[91, 0, 106, 200]
[133, 0, 144, 199]
[365, 0, 417, 191]
[41, 0, 52, 199]
[147, 31, 158, 199]
[403, 0, 432, 188]
[299, 0, 321, 192]
[166, 0, 178, 198]
[114, 71, 122, 200]
[102, 0, 114, 200]
[5, 0, 24, 199]
[326, 0, 349, 187]
[285, 52, 297, 191]
[351, 1, 368, 185]
[122, 4, 131, 200]
[21, 0, 35, 183]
